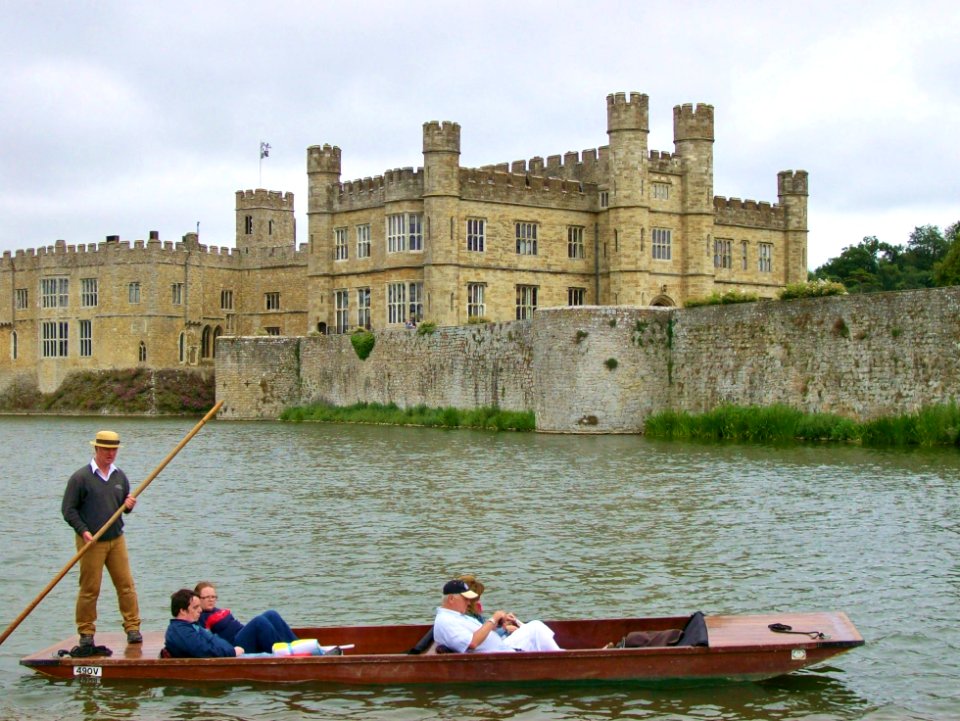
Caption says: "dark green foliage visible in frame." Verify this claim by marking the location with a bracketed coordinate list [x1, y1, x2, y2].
[350, 329, 376, 360]
[417, 322, 437, 336]
[575, 330, 589, 344]
[604, 358, 618, 370]
[860, 403, 960, 447]
[280, 402, 535, 432]
[933, 222, 960, 287]
[0, 369, 214, 414]
[645, 403, 959, 447]
[813, 223, 959, 293]
[684, 289, 760, 307]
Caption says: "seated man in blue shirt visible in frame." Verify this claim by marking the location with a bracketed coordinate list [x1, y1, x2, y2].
[165, 588, 245, 657]
[433, 579, 562, 653]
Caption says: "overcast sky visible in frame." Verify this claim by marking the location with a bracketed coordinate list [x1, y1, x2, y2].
[1, 1, 957, 269]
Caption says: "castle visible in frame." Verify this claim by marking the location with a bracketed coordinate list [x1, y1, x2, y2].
[0, 92, 807, 395]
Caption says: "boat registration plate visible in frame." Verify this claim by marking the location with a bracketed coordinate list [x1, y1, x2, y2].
[73, 665, 102, 678]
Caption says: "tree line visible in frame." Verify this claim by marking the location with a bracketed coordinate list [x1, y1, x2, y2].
[813, 221, 960, 292]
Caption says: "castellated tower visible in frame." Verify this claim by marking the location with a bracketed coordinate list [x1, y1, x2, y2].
[306, 144, 342, 328]
[422, 121, 461, 198]
[605, 93, 651, 305]
[235, 189, 295, 251]
[673, 103, 715, 298]
[422, 121, 462, 320]
[778, 170, 809, 284]
[606, 93, 649, 207]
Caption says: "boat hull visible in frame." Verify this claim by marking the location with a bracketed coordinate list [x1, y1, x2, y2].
[20, 612, 863, 685]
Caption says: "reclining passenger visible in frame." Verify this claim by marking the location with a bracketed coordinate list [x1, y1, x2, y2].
[433, 579, 562, 653]
[165, 588, 247, 657]
[195, 581, 297, 654]
[164, 589, 337, 658]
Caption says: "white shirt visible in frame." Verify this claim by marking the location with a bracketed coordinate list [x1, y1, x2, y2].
[433, 607, 513, 653]
[89, 458, 117, 482]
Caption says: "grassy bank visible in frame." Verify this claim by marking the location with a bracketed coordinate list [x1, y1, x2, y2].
[0, 369, 215, 415]
[280, 401, 536, 431]
[644, 402, 960, 447]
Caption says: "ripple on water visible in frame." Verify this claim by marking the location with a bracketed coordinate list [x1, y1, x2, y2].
[1, 418, 958, 720]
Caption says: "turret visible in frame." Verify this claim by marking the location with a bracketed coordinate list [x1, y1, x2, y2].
[778, 170, 809, 283]
[673, 103, 715, 211]
[235, 189, 296, 250]
[673, 103, 716, 294]
[422, 121, 460, 197]
[606, 93, 649, 207]
[307, 144, 342, 214]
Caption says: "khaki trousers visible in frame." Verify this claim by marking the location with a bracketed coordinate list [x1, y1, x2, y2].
[74, 534, 140, 636]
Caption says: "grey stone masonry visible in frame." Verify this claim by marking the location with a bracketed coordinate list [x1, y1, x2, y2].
[216, 287, 960, 432]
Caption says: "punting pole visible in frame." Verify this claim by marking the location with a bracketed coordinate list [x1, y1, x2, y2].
[0, 400, 224, 647]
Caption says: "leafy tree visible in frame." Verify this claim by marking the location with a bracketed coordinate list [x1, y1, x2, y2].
[814, 225, 955, 293]
[813, 236, 900, 293]
[933, 221, 960, 287]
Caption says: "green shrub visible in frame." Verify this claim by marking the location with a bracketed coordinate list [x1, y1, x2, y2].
[280, 401, 535, 431]
[350, 329, 376, 360]
[417, 321, 437, 336]
[685, 290, 760, 308]
[575, 330, 589, 344]
[779, 279, 848, 300]
[604, 358, 618, 370]
[645, 402, 960, 447]
[467, 316, 491, 325]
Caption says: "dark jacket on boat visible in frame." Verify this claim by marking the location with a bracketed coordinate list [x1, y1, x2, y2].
[165, 619, 236, 658]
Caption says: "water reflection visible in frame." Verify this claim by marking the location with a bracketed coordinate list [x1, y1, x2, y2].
[1, 416, 958, 720]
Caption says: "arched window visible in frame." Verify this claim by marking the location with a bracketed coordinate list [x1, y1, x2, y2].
[138, 341, 147, 362]
[11, 331, 17, 360]
[212, 326, 223, 358]
[178, 332, 185, 363]
[201, 325, 211, 358]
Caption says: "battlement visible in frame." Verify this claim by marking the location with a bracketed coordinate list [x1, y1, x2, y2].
[423, 121, 461, 153]
[481, 146, 610, 184]
[778, 169, 809, 196]
[648, 149, 682, 173]
[307, 144, 342, 175]
[713, 196, 785, 229]
[607, 92, 649, 133]
[235, 189, 295, 211]
[1, 231, 309, 270]
[673, 103, 715, 142]
[460, 167, 594, 211]
[335, 167, 425, 210]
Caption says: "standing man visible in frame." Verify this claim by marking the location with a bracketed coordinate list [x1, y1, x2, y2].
[62, 430, 142, 647]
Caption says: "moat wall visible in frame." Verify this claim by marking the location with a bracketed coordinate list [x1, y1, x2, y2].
[216, 287, 960, 431]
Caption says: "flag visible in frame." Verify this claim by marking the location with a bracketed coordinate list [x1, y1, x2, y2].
[260, 141, 271, 159]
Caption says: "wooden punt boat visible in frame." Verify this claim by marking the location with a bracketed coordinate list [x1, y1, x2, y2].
[20, 611, 863, 685]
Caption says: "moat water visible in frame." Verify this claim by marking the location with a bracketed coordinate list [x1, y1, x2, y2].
[0, 416, 957, 721]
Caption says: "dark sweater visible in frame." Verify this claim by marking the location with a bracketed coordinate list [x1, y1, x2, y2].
[199, 608, 244, 644]
[165, 619, 237, 658]
[62, 464, 131, 541]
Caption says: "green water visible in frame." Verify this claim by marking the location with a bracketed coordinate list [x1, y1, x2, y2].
[0, 416, 957, 720]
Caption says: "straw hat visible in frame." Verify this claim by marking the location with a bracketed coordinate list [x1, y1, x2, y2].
[90, 430, 121, 448]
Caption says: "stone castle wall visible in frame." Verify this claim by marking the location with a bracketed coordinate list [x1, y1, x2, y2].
[216, 287, 960, 429]
[216, 322, 535, 421]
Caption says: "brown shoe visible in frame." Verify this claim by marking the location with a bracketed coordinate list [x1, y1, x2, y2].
[127, 630, 143, 644]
